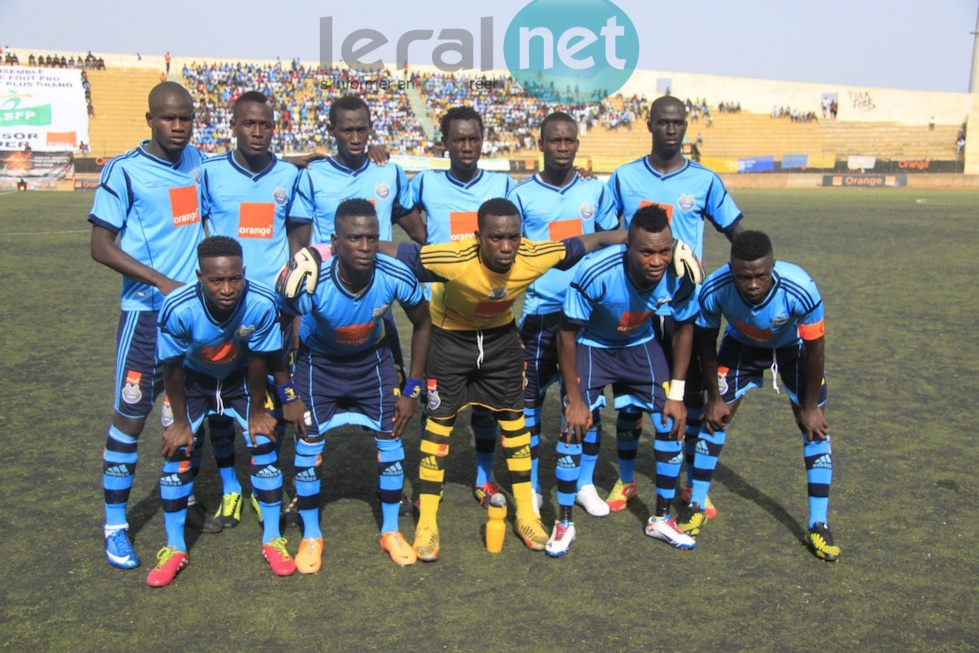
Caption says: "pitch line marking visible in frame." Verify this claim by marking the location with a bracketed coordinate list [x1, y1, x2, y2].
[0, 229, 90, 236]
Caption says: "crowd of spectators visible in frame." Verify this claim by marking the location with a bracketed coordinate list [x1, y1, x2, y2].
[3, 49, 105, 69]
[181, 59, 430, 155]
[771, 105, 819, 123]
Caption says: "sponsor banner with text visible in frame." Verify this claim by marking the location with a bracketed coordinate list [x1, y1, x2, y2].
[0, 150, 73, 182]
[822, 174, 907, 188]
[0, 67, 89, 151]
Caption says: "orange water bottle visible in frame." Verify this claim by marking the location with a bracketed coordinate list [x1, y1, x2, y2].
[485, 493, 507, 553]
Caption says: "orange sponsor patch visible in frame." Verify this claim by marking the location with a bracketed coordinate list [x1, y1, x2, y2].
[449, 211, 478, 241]
[169, 185, 200, 227]
[474, 298, 516, 320]
[125, 370, 142, 386]
[436, 443, 449, 457]
[548, 219, 583, 240]
[336, 322, 375, 347]
[200, 341, 240, 365]
[735, 321, 773, 343]
[238, 202, 275, 239]
[616, 310, 654, 333]
[640, 200, 673, 223]
[798, 319, 825, 341]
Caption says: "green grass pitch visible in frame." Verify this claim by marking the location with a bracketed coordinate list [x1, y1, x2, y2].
[0, 188, 976, 651]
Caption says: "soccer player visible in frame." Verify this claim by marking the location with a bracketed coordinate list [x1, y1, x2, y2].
[90, 81, 218, 570]
[149, 236, 305, 587]
[199, 90, 309, 528]
[386, 198, 625, 560]
[506, 111, 619, 517]
[281, 199, 431, 572]
[407, 105, 515, 507]
[551, 205, 698, 555]
[607, 95, 745, 517]
[678, 231, 839, 561]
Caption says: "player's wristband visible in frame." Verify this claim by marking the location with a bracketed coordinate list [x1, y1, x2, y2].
[403, 378, 424, 400]
[666, 380, 686, 402]
[276, 381, 300, 405]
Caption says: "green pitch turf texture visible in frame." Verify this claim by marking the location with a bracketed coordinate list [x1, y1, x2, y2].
[0, 189, 975, 651]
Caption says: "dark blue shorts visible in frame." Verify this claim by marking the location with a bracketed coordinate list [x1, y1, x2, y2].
[294, 343, 400, 435]
[654, 314, 704, 396]
[572, 339, 670, 414]
[114, 310, 163, 418]
[520, 311, 562, 403]
[715, 336, 828, 406]
[170, 368, 260, 437]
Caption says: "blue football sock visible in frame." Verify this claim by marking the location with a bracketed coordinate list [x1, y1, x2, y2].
[376, 437, 405, 534]
[103, 425, 138, 528]
[295, 437, 324, 540]
[803, 435, 833, 527]
[471, 407, 498, 486]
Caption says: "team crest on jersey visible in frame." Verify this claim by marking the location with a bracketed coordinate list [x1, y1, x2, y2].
[678, 194, 695, 212]
[372, 304, 391, 318]
[235, 325, 256, 340]
[375, 182, 390, 200]
[656, 296, 672, 306]
[192, 168, 202, 185]
[122, 370, 142, 404]
[273, 187, 288, 205]
[579, 202, 595, 220]
[771, 316, 790, 328]
[488, 287, 508, 300]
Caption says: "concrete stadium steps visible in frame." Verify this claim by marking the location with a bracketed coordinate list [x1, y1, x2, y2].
[86, 68, 162, 158]
[818, 121, 959, 160]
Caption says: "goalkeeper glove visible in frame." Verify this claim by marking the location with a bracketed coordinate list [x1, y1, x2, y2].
[672, 238, 705, 285]
[275, 244, 333, 299]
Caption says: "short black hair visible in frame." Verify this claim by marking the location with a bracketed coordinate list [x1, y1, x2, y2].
[441, 106, 483, 142]
[628, 204, 671, 239]
[334, 199, 378, 233]
[329, 94, 371, 125]
[731, 230, 773, 262]
[197, 235, 242, 261]
[232, 90, 270, 120]
[648, 95, 685, 121]
[477, 198, 520, 231]
[540, 111, 576, 140]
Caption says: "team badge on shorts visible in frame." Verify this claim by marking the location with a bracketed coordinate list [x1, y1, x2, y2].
[717, 375, 729, 396]
[375, 182, 390, 200]
[161, 396, 174, 428]
[427, 379, 441, 411]
[273, 187, 288, 205]
[122, 370, 143, 404]
[579, 202, 595, 220]
[235, 325, 256, 340]
[678, 194, 695, 212]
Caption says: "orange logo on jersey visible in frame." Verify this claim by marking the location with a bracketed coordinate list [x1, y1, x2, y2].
[336, 321, 375, 347]
[201, 341, 240, 365]
[238, 202, 275, 239]
[617, 311, 654, 333]
[735, 321, 773, 343]
[548, 219, 583, 240]
[449, 211, 478, 241]
[474, 298, 516, 320]
[169, 185, 200, 227]
[640, 200, 673, 223]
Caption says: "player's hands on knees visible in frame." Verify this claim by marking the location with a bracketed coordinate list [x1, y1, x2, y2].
[281, 397, 308, 438]
[703, 398, 731, 434]
[562, 399, 593, 445]
[248, 410, 279, 447]
[391, 395, 416, 439]
[796, 406, 830, 441]
[162, 421, 194, 459]
[276, 244, 333, 300]
[662, 399, 687, 441]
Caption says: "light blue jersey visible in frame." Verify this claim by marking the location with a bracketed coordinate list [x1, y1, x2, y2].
[282, 254, 423, 357]
[563, 244, 699, 349]
[157, 280, 282, 378]
[507, 174, 619, 316]
[200, 153, 306, 287]
[293, 157, 412, 244]
[607, 157, 742, 260]
[408, 169, 514, 245]
[89, 142, 206, 311]
[697, 261, 825, 349]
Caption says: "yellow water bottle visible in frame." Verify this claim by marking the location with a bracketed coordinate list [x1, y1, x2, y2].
[485, 493, 507, 553]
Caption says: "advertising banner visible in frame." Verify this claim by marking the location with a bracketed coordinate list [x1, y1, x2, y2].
[0, 67, 90, 152]
[0, 150, 74, 182]
[738, 156, 775, 173]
